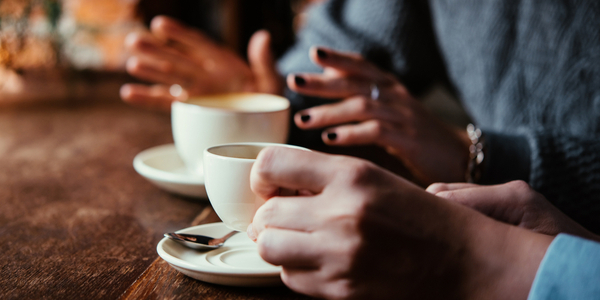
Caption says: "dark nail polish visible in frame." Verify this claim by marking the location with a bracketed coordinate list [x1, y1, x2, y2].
[295, 76, 306, 86]
[317, 49, 328, 59]
[300, 114, 310, 122]
[327, 132, 337, 140]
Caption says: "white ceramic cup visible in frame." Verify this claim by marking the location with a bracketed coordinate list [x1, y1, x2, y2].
[203, 143, 307, 231]
[171, 93, 290, 175]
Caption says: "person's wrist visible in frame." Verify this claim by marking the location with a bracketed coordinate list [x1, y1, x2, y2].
[463, 219, 553, 300]
[498, 227, 553, 300]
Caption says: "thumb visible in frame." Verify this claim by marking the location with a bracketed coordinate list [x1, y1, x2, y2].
[436, 187, 496, 212]
[248, 30, 282, 94]
[435, 185, 522, 225]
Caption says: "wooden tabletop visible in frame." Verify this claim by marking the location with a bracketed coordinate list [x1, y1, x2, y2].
[0, 98, 310, 299]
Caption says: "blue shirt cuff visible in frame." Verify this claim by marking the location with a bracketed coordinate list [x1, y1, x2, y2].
[528, 234, 600, 300]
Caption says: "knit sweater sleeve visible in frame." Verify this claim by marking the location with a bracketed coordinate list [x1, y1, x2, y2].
[481, 129, 600, 234]
[277, 0, 447, 147]
[278, 0, 445, 90]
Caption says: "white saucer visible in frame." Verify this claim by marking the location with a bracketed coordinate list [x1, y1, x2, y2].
[157, 222, 282, 286]
[133, 144, 207, 198]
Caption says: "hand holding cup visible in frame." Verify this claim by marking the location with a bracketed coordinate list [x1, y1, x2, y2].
[203, 143, 307, 231]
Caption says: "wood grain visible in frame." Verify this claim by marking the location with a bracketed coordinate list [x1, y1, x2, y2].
[0, 100, 207, 299]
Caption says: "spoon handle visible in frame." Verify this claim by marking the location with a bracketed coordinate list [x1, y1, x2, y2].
[208, 231, 238, 246]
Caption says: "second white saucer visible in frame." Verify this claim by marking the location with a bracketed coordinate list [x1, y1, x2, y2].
[133, 144, 207, 198]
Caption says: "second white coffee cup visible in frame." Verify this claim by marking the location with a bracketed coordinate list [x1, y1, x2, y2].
[203, 143, 307, 231]
[172, 93, 290, 175]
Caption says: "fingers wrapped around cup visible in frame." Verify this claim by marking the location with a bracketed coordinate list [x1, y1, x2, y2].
[247, 146, 513, 299]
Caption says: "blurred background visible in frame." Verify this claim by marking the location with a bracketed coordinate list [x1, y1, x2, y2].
[0, 0, 467, 126]
[0, 0, 321, 105]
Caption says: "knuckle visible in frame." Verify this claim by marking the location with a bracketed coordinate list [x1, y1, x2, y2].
[280, 269, 292, 285]
[402, 107, 416, 123]
[124, 32, 144, 50]
[254, 200, 275, 224]
[279, 269, 298, 291]
[353, 96, 373, 114]
[392, 84, 409, 98]
[317, 265, 357, 299]
[313, 267, 353, 300]
[324, 283, 354, 300]
[125, 57, 141, 73]
[340, 236, 361, 261]
[369, 120, 386, 139]
[252, 147, 278, 181]
[256, 230, 276, 263]
[150, 16, 173, 36]
[161, 61, 174, 74]
[506, 180, 533, 195]
[344, 159, 378, 185]
[128, 37, 144, 50]
[281, 269, 335, 300]
[505, 180, 537, 204]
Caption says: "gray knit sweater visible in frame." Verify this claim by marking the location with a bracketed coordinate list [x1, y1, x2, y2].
[278, 0, 600, 233]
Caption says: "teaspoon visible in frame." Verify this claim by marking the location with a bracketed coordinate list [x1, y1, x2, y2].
[164, 230, 238, 250]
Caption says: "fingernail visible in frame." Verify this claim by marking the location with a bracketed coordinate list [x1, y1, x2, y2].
[294, 75, 306, 86]
[327, 132, 337, 140]
[300, 114, 310, 122]
[316, 48, 328, 59]
[247, 224, 257, 241]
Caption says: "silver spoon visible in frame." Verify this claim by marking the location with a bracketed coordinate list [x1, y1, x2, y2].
[164, 230, 238, 250]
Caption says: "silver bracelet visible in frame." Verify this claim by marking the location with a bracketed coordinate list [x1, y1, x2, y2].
[466, 123, 485, 183]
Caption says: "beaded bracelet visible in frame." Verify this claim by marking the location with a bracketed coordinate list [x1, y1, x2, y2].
[466, 123, 485, 183]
